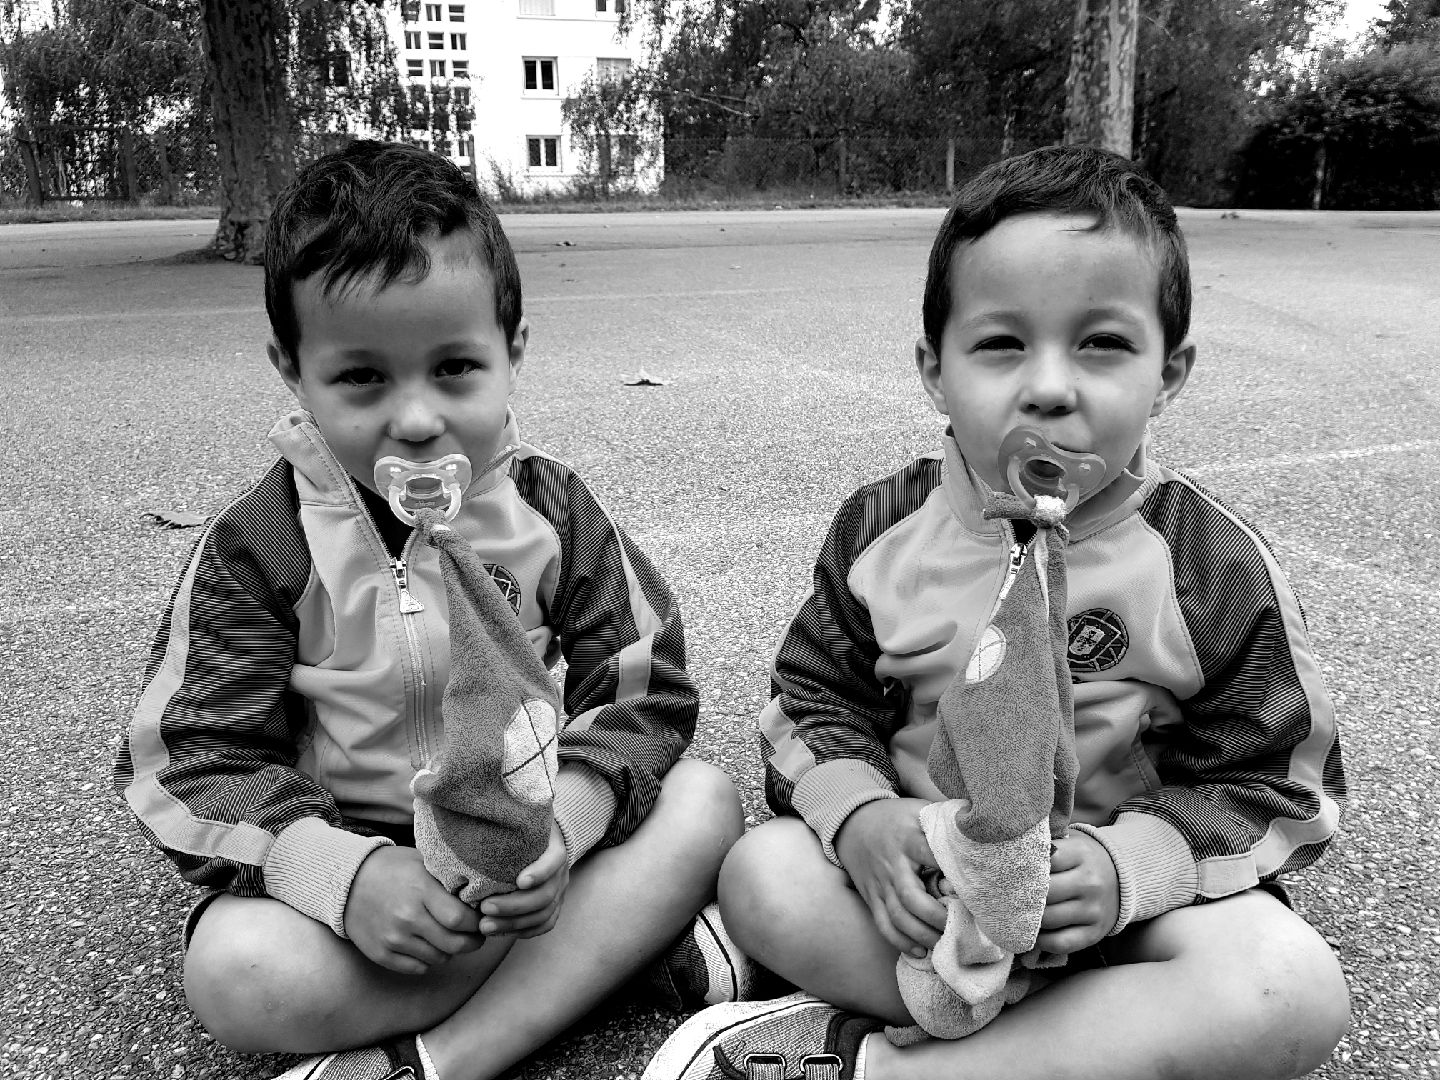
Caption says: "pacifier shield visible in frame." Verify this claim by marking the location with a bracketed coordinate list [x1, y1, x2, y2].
[374, 454, 472, 525]
[997, 428, 1107, 509]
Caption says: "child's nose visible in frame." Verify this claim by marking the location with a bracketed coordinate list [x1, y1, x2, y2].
[1020, 353, 1078, 415]
[387, 392, 445, 445]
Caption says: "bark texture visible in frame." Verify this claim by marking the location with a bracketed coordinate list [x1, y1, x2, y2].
[202, 0, 295, 263]
[1063, 0, 1140, 156]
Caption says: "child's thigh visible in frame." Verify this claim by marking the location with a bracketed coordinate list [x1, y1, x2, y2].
[1103, 888, 1348, 1034]
[184, 893, 493, 1052]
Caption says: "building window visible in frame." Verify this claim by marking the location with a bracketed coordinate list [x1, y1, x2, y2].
[404, 30, 421, 49]
[430, 58, 446, 77]
[527, 136, 560, 169]
[518, 0, 555, 15]
[452, 59, 469, 79]
[319, 52, 350, 87]
[450, 32, 466, 49]
[428, 31, 444, 48]
[448, 3, 465, 19]
[523, 57, 557, 93]
[402, 0, 420, 21]
[424, 3, 442, 19]
[596, 57, 631, 82]
[407, 57, 423, 77]
[595, 0, 626, 11]
[453, 86, 470, 107]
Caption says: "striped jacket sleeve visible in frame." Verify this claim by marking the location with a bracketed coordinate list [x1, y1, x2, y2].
[1081, 476, 1346, 933]
[112, 464, 392, 935]
[760, 466, 936, 863]
[513, 455, 697, 851]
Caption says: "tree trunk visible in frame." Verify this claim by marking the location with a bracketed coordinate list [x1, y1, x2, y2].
[1064, 0, 1140, 156]
[201, 0, 295, 263]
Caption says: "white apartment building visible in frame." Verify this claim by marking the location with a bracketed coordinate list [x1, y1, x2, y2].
[387, 0, 658, 196]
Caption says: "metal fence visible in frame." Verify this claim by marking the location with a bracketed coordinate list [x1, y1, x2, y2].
[659, 135, 1020, 197]
[0, 126, 1022, 205]
[2, 122, 219, 205]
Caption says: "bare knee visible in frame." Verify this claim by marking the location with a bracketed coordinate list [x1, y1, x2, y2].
[184, 896, 361, 1053]
[1142, 893, 1350, 1080]
[718, 817, 831, 961]
[1222, 909, 1349, 1078]
[652, 757, 746, 861]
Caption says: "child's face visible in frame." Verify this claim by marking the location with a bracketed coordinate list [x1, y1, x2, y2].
[270, 231, 524, 496]
[918, 212, 1193, 498]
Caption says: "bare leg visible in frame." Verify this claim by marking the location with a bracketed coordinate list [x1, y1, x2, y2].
[720, 818, 1350, 1080]
[718, 816, 912, 1023]
[186, 759, 745, 1077]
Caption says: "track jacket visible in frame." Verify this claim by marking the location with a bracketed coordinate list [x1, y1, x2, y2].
[115, 409, 696, 936]
[761, 434, 1344, 934]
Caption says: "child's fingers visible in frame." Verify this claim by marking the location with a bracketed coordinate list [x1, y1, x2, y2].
[895, 872, 949, 935]
[423, 891, 482, 935]
[880, 890, 940, 956]
[516, 824, 567, 889]
[481, 899, 561, 937]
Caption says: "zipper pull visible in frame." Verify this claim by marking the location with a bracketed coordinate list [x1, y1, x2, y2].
[1008, 541, 1028, 572]
[392, 558, 425, 614]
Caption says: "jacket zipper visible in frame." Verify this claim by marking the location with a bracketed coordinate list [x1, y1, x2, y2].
[991, 531, 1028, 620]
[391, 530, 432, 764]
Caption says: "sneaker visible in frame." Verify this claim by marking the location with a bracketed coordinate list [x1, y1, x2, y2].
[269, 1036, 430, 1080]
[647, 901, 757, 1010]
[640, 992, 881, 1080]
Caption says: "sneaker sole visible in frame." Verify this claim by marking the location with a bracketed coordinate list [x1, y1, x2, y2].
[641, 994, 826, 1080]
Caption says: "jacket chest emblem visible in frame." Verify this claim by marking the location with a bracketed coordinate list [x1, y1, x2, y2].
[1067, 608, 1129, 672]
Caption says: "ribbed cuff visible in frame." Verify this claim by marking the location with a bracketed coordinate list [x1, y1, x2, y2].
[262, 817, 394, 938]
[791, 759, 899, 867]
[552, 764, 618, 866]
[1072, 813, 1197, 935]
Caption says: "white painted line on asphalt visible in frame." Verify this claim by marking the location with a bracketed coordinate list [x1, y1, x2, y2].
[1190, 440, 1440, 477]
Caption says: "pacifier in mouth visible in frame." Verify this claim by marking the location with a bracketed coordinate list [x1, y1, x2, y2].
[997, 427, 1107, 510]
[374, 454, 472, 525]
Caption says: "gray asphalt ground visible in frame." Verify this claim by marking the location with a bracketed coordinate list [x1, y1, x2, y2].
[1, 207, 1437, 1080]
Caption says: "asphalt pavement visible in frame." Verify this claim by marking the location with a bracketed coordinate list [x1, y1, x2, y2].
[1, 208, 1437, 1079]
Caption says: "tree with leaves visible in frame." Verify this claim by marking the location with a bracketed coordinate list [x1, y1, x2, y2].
[1238, 37, 1440, 208]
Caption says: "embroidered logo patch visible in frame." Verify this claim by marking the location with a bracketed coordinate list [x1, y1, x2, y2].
[484, 562, 523, 614]
[1067, 608, 1128, 672]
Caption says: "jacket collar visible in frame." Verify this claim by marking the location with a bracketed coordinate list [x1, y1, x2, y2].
[267, 407, 523, 502]
[940, 429, 1153, 543]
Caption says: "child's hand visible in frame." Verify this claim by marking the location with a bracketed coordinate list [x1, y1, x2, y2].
[479, 820, 569, 939]
[1036, 830, 1120, 954]
[344, 845, 484, 975]
[834, 798, 948, 959]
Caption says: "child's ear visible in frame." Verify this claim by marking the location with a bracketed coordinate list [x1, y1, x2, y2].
[268, 342, 307, 407]
[1150, 340, 1195, 418]
[916, 335, 949, 416]
[508, 318, 528, 385]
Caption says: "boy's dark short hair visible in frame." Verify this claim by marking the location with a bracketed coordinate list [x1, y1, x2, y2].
[922, 145, 1191, 357]
[264, 139, 522, 365]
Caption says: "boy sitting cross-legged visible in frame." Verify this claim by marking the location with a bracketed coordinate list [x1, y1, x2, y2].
[643, 146, 1349, 1080]
[114, 140, 750, 1080]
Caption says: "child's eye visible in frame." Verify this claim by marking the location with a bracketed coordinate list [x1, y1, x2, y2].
[336, 368, 383, 387]
[1082, 334, 1133, 352]
[435, 358, 482, 378]
[974, 336, 1024, 352]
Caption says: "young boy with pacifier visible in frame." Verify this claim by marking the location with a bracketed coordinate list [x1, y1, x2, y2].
[641, 145, 1349, 1080]
[114, 140, 750, 1080]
